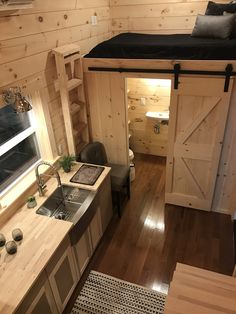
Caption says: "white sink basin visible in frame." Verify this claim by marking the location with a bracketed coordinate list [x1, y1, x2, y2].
[145, 111, 169, 121]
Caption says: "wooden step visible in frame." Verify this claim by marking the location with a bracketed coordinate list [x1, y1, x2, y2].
[52, 44, 80, 58]
[173, 271, 236, 297]
[73, 123, 87, 138]
[64, 53, 80, 64]
[169, 281, 236, 312]
[164, 295, 226, 314]
[176, 263, 236, 287]
[70, 103, 81, 115]
[54, 78, 82, 92]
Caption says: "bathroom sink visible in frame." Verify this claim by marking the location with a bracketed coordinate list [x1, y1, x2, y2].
[36, 184, 91, 221]
[145, 111, 169, 121]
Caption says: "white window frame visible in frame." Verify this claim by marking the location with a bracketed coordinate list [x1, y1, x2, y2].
[0, 109, 41, 193]
[0, 126, 36, 157]
[0, 82, 58, 209]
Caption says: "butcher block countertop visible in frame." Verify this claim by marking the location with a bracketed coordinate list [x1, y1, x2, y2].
[0, 212, 72, 313]
[0, 162, 111, 313]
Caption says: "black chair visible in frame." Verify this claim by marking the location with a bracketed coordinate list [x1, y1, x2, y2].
[79, 142, 130, 217]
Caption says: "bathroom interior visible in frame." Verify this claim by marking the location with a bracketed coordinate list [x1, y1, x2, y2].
[127, 78, 171, 169]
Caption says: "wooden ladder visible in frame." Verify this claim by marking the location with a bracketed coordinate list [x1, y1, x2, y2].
[52, 44, 89, 155]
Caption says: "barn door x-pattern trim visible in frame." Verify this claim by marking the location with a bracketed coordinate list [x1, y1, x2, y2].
[175, 98, 220, 201]
[176, 98, 220, 145]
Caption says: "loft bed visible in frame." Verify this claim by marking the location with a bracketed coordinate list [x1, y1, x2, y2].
[83, 33, 236, 92]
[84, 0, 236, 84]
[85, 33, 236, 61]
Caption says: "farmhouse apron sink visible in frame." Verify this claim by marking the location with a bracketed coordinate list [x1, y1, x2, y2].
[36, 184, 92, 221]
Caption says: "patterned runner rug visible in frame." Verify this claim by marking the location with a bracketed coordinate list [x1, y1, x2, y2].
[71, 271, 166, 314]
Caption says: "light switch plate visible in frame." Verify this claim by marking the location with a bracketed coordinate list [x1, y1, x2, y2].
[140, 97, 146, 105]
[91, 15, 98, 25]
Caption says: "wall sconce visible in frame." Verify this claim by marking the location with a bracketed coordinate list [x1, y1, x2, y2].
[2, 87, 32, 113]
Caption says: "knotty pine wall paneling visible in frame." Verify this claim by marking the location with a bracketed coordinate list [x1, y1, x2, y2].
[110, 0, 229, 34]
[0, 0, 111, 154]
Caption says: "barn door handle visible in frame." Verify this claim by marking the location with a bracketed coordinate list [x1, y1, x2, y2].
[224, 64, 233, 93]
[174, 64, 180, 90]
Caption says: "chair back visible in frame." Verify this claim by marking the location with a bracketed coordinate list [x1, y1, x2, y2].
[79, 142, 108, 165]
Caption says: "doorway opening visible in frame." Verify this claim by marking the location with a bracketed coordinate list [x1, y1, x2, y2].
[126, 78, 171, 178]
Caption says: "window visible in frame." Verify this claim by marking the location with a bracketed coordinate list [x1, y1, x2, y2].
[0, 104, 40, 193]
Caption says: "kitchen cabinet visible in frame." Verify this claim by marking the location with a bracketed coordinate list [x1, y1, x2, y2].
[16, 272, 58, 314]
[99, 174, 113, 232]
[89, 206, 102, 252]
[74, 228, 92, 275]
[46, 236, 79, 313]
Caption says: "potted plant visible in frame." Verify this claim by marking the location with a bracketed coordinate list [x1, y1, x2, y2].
[59, 155, 76, 173]
[27, 195, 37, 208]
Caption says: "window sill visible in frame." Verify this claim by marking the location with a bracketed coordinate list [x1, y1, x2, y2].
[0, 157, 60, 212]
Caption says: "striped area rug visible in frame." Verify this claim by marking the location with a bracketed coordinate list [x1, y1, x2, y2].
[71, 271, 166, 314]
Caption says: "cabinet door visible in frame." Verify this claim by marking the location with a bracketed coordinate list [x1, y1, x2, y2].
[89, 206, 102, 252]
[47, 244, 78, 312]
[25, 283, 57, 314]
[74, 228, 92, 275]
[16, 272, 58, 314]
[99, 174, 113, 232]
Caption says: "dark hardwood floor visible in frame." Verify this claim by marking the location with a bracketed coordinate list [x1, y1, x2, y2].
[65, 153, 234, 312]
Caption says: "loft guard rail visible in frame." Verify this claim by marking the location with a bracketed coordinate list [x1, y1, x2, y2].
[88, 63, 236, 92]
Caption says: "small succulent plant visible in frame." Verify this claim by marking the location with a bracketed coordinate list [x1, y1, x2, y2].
[59, 155, 76, 173]
[27, 195, 36, 203]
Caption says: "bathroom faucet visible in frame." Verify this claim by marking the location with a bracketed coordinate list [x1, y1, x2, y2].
[35, 161, 62, 196]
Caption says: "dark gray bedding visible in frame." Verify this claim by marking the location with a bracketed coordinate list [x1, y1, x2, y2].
[85, 33, 236, 60]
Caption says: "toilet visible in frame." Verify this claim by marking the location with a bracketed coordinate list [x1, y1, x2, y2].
[129, 149, 135, 182]
[129, 149, 134, 162]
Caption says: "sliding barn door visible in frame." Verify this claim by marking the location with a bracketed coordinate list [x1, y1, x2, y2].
[165, 77, 233, 211]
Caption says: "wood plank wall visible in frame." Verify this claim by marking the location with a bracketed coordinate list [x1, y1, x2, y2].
[110, 0, 229, 34]
[0, 0, 111, 154]
[127, 78, 170, 157]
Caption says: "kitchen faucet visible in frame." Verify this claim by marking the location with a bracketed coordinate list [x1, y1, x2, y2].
[35, 161, 62, 196]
